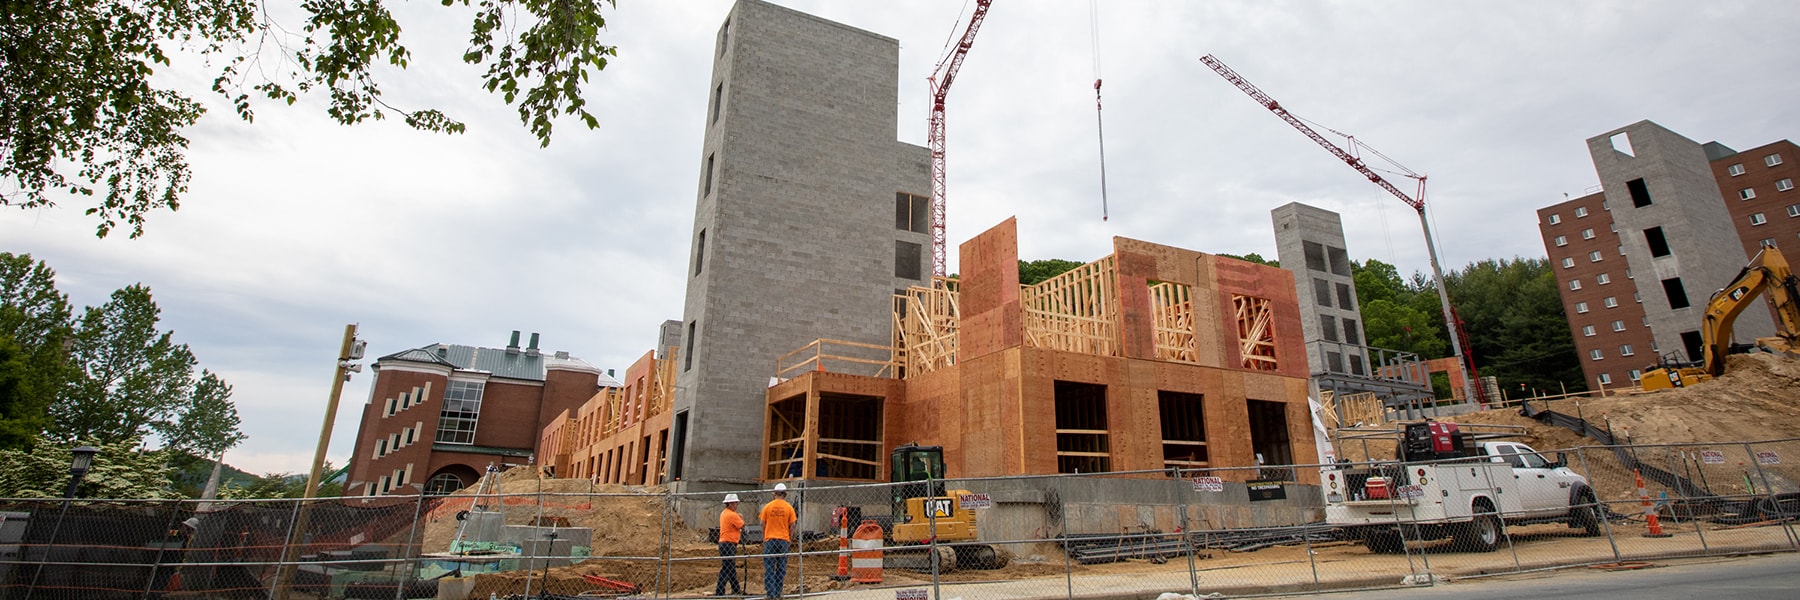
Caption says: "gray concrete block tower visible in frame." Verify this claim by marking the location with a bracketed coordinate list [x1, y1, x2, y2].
[1272, 202, 1370, 377]
[671, 0, 932, 488]
[1587, 121, 1775, 363]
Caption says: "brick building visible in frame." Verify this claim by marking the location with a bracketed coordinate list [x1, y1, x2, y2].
[1538, 121, 1790, 390]
[539, 322, 683, 486]
[346, 332, 616, 495]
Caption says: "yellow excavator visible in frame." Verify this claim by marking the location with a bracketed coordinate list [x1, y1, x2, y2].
[1641, 241, 1800, 391]
[881, 444, 1007, 571]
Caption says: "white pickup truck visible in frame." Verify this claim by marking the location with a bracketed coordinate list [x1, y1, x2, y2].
[1323, 428, 1601, 553]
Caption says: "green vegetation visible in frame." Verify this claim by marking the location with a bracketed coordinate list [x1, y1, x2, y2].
[1019, 259, 1086, 285]
[3, 0, 617, 237]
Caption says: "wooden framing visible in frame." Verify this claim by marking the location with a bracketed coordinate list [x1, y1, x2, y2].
[775, 338, 901, 380]
[1157, 390, 1208, 469]
[1022, 256, 1119, 357]
[1318, 390, 1388, 430]
[1150, 281, 1199, 364]
[761, 374, 891, 482]
[1233, 294, 1279, 371]
[897, 277, 960, 374]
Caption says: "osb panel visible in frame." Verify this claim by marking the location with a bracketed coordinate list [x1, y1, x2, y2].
[957, 350, 1019, 478]
[812, 372, 903, 398]
[958, 218, 1022, 360]
[1017, 348, 1062, 474]
[766, 372, 814, 404]
[893, 366, 958, 468]
[1107, 359, 1162, 472]
[1189, 254, 1227, 369]
[1241, 371, 1290, 402]
[1113, 246, 1159, 360]
[1048, 351, 1110, 384]
[1112, 237, 1202, 285]
[1205, 255, 1309, 380]
[1205, 372, 1252, 481]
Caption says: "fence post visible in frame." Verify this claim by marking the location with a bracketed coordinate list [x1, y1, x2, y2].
[1576, 447, 1622, 562]
[1176, 469, 1198, 598]
[926, 475, 941, 600]
[1060, 473, 1073, 600]
[396, 493, 428, 600]
[269, 497, 304, 600]
[140, 499, 189, 599]
[1744, 442, 1800, 550]
[1667, 449, 1708, 555]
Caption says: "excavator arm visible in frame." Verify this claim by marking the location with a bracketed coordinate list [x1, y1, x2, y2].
[1699, 242, 1800, 376]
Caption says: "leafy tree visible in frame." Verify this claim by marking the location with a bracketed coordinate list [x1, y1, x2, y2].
[1216, 253, 1279, 268]
[1359, 298, 1448, 359]
[1445, 258, 1585, 395]
[0, 440, 176, 498]
[221, 462, 342, 499]
[164, 371, 246, 499]
[48, 285, 197, 445]
[4, 0, 618, 238]
[1019, 259, 1085, 285]
[0, 253, 75, 448]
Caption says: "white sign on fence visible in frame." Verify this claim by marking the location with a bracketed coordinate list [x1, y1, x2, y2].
[958, 493, 992, 510]
[1757, 451, 1781, 465]
[1191, 476, 1224, 492]
[1699, 450, 1727, 465]
[896, 589, 929, 600]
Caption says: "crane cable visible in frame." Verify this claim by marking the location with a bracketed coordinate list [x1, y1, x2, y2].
[1089, 0, 1109, 221]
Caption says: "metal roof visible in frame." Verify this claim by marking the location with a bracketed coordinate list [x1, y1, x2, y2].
[378, 343, 604, 382]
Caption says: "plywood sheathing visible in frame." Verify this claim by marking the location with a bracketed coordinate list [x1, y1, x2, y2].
[958, 217, 1021, 361]
[763, 371, 904, 481]
[1202, 254, 1309, 380]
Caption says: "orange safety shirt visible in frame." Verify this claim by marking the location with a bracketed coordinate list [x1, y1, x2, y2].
[759, 498, 797, 541]
[718, 507, 745, 543]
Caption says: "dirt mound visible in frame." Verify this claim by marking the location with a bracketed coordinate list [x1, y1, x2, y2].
[419, 471, 706, 557]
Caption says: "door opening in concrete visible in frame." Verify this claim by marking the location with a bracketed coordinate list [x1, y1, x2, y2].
[1680, 330, 1704, 364]
[1158, 391, 1208, 470]
[1246, 399, 1294, 481]
[1054, 380, 1110, 474]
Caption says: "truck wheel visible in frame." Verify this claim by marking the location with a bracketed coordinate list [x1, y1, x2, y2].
[1364, 531, 1405, 554]
[1570, 490, 1602, 536]
[1452, 511, 1502, 552]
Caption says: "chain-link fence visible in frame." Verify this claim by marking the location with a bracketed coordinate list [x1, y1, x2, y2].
[2, 441, 1797, 599]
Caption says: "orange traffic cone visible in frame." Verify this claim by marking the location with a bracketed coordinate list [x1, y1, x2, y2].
[1635, 469, 1672, 538]
[832, 510, 850, 581]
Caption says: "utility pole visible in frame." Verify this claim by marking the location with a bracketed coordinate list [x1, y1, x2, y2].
[275, 323, 366, 597]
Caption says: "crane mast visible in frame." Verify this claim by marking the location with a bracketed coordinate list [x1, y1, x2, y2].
[928, 0, 993, 278]
[1199, 54, 1477, 404]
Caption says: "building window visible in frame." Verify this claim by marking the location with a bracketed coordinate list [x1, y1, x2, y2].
[1634, 292, 1642, 303]
[1337, 283, 1355, 311]
[1576, 207, 1589, 218]
[1750, 213, 1768, 226]
[1612, 320, 1626, 332]
[1589, 250, 1602, 262]
[1343, 318, 1361, 345]
[1662, 277, 1690, 309]
[684, 320, 698, 371]
[1604, 296, 1618, 308]
[1643, 315, 1650, 326]
[1320, 314, 1340, 342]
[1629, 369, 1642, 381]
[1619, 244, 1626, 256]
[1569, 279, 1582, 291]
[1598, 373, 1612, 385]
[1627, 178, 1653, 207]
[1609, 222, 1617, 233]
[1620, 344, 1635, 356]
[1779, 179, 1795, 192]
[1644, 226, 1671, 257]
[1767, 153, 1784, 167]
[693, 229, 706, 276]
[1597, 273, 1611, 285]
[1554, 235, 1567, 247]
[1728, 163, 1746, 176]
[1740, 188, 1757, 201]
[896, 192, 929, 233]
[712, 83, 724, 123]
[1590, 349, 1603, 361]
[1575, 301, 1589, 313]
[1602, 200, 1610, 210]
[1581, 228, 1596, 240]
[1313, 278, 1333, 307]
[1561, 257, 1575, 269]
[1548, 214, 1561, 225]
[435, 380, 485, 445]
[704, 154, 716, 195]
[895, 241, 923, 280]
[718, 20, 730, 56]
[425, 473, 464, 495]
[1625, 267, 1633, 278]
[1582, 325, 1596, 337]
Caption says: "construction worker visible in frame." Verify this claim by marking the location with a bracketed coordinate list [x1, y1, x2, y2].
[758, 483, 798, 600]
[715, 494, 745, 597]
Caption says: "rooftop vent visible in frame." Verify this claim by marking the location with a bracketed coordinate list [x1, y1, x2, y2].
[527, 333, 541, 357]
[507, 330, 521, 354]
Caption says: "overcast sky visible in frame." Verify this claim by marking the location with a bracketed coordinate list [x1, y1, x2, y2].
[4, 1, 1796, 475]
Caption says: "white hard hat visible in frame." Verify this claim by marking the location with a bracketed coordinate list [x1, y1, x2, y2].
[723, 493, 740, 504]
[773, 483, 788, 492]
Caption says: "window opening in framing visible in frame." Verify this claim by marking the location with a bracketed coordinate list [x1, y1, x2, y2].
[1158, 391, 1207, 470]
[765, 394, 806, 480]
[1055, 381, 1110, 474]
[1236, 295, 1279, 370]
[1246, 400, 1294, 481]
[815, 393, 883, 480]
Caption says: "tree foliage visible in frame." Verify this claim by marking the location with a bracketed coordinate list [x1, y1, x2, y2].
[1216, 253, 1279, 268]
[49, 285, 198, 445]
[1351, 259, 1449, 359]
[0, 440, 177, 499]
[0, 253, 74, 448]
[1445, 257, 1584, 395]
[163, 370, 245, 458]
[1019, 259, 1085, 285]
[3, 0, 617, 237]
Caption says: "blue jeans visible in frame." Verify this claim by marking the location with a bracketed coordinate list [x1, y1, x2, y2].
[716, 542, 742, 595]
[762, 538, 790, 599]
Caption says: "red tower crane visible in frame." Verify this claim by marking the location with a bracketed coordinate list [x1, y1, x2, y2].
[928, 0, 993, 278]
[1199, 54, 1480, 404]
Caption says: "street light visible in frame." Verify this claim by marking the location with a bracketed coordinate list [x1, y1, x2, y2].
[65, 446, 98, 499]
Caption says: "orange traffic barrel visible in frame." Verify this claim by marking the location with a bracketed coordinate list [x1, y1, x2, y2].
[850, 520, 884, 583]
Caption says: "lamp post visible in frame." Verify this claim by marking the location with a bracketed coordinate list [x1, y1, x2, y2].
[64, 445, 98, 499]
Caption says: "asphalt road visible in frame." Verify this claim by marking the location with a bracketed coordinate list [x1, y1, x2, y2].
[1274, 553, 1800, 600]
